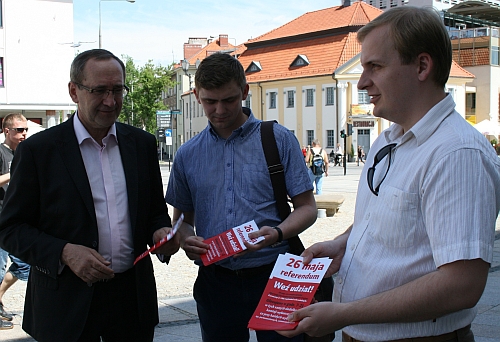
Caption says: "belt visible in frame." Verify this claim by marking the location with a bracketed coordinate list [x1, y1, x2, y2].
[342, 324, 471, 342]
[88, 267, 135, 286]
[210, 262, 275, 278]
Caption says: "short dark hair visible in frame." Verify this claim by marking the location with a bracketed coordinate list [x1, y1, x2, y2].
[194, 53, 246, 92]
[70, 49, 126, 84]
[357, 6, 452, 88]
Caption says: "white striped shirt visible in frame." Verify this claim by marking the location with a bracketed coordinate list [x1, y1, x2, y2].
[335, 94, 500, 340]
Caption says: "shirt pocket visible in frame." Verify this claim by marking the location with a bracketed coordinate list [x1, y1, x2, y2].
[369, 186, 419, 248]
[240, 163, 274, 205]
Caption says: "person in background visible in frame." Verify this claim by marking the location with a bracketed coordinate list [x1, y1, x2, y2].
[0, 49, 180, 342]
[279, 6, 500, 341]
[357, 145, 365, 166]
[305, 139, 329, 195]
[165, 53, 317, 342]
[0, 113, 30, 330]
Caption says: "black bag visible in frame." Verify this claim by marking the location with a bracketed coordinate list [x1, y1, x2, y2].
[261, 121, 335, 342]
[311, 149, 325, 175]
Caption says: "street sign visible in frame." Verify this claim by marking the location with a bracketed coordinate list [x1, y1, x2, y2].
[156, 110, 171, 128]
[165, 129, 172, 145]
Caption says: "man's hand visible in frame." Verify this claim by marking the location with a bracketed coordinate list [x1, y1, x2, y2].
[61, 243, 114, 284]
[277, 302, 343, 338]
[301, 240, 345, 277]
[152, 227, 181, 256]
[243, 225, 279, 253]
[181, 235, 210, 261]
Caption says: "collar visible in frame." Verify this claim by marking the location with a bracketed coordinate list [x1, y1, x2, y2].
[208, 107, 258, 141]
[73, 111, 118, 146]
[384, 94, 455, 146]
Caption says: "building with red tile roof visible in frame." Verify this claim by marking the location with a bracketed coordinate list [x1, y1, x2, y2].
[236, 1, 475, 154]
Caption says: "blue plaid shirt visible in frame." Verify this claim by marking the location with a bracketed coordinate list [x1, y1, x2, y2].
[165, 109, 313, 269]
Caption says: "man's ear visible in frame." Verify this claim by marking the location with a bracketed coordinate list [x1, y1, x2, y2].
[68, 82, 79, 103]
[417, 53, 433, 82]
[193, 88, 201, 104]
[242, 84, 250, 100]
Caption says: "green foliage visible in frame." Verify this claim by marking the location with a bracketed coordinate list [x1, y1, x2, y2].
[491, 138, 498, 146]
[119, 55, 176, 134]
[350, 143, 355, 157]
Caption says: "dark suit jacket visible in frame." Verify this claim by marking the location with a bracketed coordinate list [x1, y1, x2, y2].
[0, 115, 171, 341]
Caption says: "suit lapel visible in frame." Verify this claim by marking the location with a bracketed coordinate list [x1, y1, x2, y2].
[56, 116, 97, 227]
[116, 123, 139, 234]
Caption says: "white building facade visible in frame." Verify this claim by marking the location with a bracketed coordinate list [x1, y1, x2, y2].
[0, 0, 76, 128]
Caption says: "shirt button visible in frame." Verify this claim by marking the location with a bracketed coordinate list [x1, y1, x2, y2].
[350, 244, 355, 251]
[337, 277, 343, 284]
[92, 241, 98, 248]
[365, 213, 370, 220]
[227, 163, 230, 167]
[228, 187, 232, 191]
[229, 209, 232, 214]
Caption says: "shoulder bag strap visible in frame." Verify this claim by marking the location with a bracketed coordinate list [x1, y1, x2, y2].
[260, 121, 305, 254]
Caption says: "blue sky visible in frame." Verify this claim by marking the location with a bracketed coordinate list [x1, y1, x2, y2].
[73, 0, 342, 67]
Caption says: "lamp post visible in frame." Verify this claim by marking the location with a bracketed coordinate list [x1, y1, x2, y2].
[99, 0, 135, 49]
[181, 58, 200, 140]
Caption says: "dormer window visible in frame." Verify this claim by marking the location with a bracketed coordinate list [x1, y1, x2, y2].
[246, 61, 262, 73]
[290, 55, 309, 67]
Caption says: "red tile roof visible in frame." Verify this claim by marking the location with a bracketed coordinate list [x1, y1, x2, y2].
[237, 0, 473, 83]
[450, 59, 476, 78]
[240, 32, 362, 83]
[248, 1, 383, 43]
[187, 39, 236, 64]
[238, 2, 381, 83]
[452, 47, 490, 67]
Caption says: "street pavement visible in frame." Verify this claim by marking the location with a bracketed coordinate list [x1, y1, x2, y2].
[1, 162, 499, 342]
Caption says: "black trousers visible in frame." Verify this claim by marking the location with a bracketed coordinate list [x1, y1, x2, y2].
[77, 268, 155, 342]
[194, 263, 304, 342]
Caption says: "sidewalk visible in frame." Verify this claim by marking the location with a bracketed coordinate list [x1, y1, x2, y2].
[2, 163, 499, 341]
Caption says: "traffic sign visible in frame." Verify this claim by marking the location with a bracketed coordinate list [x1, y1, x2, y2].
[156, 110, 171, 128]
[165, 129, 172, 145]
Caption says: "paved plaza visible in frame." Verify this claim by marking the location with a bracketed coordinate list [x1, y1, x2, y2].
[1, 162, 499, 342]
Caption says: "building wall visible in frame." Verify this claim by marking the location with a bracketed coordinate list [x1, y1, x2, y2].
[466, 65, 500, 123]
[248, 76, 341, 152]
[246, 63, 471, 156]
[0, 0, 76, 125]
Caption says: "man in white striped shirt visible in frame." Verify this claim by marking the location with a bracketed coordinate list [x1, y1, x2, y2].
[279, 6, 500, 342]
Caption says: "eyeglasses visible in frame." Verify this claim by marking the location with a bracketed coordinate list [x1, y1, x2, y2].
[74, 82, 129, 98]
[9, 127, 28, 133]
[366, 143, 397, 196]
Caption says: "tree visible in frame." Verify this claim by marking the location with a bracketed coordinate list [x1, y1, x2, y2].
[119, 55, 176, 134]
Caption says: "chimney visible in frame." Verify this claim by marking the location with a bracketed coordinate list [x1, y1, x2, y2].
[219, 34, 229, 48]
[184, 43, 202, 60]
[343, 0, 351, 6]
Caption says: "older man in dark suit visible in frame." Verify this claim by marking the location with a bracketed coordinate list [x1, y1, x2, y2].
[0, 49, 179, 342]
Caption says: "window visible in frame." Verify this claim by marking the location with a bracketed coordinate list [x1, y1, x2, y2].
[492, 46, 499, 65]
[358, 90, 370, 104]
[0, 58, 3, 87]
[290, 55, 310, 67]
[327, 130, 335, 148]
[287, 90, 294, 108]
[306, 89, 314, 107]
[307, 130, 314, 146]
[245, 96, 251, 109]
[466, 93, 476, 123]
[269, 92, 277, 109]
[326, 87, 334, 105]
[0, 1, 3, 28]
[246, 61, 262, 73]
